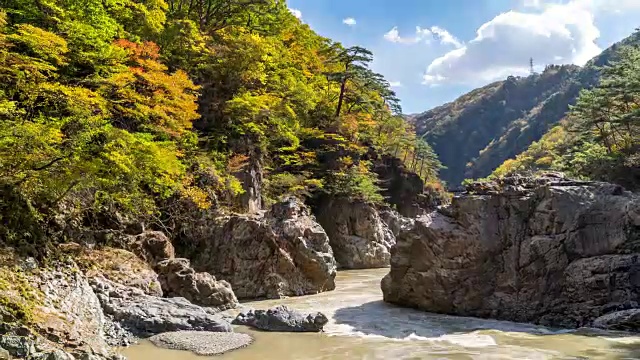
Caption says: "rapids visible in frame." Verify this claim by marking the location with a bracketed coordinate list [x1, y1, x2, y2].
[122, 269, 640, 359]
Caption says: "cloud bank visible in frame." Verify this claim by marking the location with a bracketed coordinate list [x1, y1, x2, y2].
[423, 0, 604, 85]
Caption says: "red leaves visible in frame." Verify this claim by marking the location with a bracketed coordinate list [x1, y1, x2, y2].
[114, 39, 161, 61]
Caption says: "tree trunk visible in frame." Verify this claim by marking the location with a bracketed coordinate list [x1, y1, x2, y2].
[335, 78, 346, 118]
[335, 63, 349, 118]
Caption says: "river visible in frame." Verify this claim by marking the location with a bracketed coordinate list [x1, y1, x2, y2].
[122, 269, 640, 360]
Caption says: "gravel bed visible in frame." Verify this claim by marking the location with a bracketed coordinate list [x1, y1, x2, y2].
[149, 331, 253, 356]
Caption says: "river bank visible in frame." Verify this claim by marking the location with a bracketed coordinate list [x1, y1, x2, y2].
[122, 269, 640, 360]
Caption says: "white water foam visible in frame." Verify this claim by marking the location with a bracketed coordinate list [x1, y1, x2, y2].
[406, 332, 498, 348]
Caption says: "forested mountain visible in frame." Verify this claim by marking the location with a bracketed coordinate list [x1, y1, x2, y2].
[411, 31, 640, 187]
[0, 0, 442, 253]
[492, 36, 640, 190]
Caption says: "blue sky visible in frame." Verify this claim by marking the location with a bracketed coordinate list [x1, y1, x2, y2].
[287, 0, 640, 114]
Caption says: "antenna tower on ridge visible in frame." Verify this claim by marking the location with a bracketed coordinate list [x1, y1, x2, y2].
[529, 57, 535, 75]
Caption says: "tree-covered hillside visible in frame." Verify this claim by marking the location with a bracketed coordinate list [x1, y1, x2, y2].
[0, 0, 442, 254]
[492, 38, 640, 190]
[411, 30, 640, 187]
[411, 65, 582, 187]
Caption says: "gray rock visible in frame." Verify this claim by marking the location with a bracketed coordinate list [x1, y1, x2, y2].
[20, 257, 38, 271]
[382, 175, 640, 329]
[0, 335, 35, 357]
[315, 197, 395, 269]
[379, 208, 414, 237]
[592, 309, 640, 331]
[155, 258, 238, 310]
[90, 276, 232, 335]
[35, 269, 111, 353]
[232, 305, 328, 332]
[149, 331, 252, 356]
[30, 349, 75, 360]
[233, 150, 263, 214]
[186, 198, 337, 299]
[72, 352, 118, 360]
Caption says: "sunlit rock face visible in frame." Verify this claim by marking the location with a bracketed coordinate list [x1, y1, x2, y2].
[383, 174, 640, 331]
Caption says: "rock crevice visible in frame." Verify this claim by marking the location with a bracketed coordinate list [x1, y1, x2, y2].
[315, 197, 396, 269]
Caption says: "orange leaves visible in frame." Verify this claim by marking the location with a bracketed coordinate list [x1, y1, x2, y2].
[114, 39, 160, 61]
[103, 39, 201, 138]
[227, 154, 249, 173]
[337, 112, 376, 141]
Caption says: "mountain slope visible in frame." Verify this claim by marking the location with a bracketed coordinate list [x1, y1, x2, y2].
[411, 31, 640, 187]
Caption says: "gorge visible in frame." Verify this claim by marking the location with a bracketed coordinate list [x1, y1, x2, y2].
[1, 0, 639, 359]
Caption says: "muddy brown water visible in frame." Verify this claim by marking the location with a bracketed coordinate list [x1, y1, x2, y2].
[122, 269, 640, 360]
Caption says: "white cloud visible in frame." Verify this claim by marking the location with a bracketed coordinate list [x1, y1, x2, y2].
[343, 17, 357, 26]
[430, 26, 463, 48]
[423, 0, 603, 85]
[289, 8, 302, 19]
[422, 74, 445, 87]
[383, 26, 432, 44]
[530, 0, 640, 13]
[383, 25, 461, 47]
[389, 81, 403, 88]
[523, 0, 542, 8]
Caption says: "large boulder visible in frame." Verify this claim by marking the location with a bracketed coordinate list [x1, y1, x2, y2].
[593, 309, 640, 331]
[155, 258, 238, 310]
[68, 245, 163, 297]
[232, 305, 328, 332]
[315, 197, 395, 269]
[32, 269, 114, 353]
[0, 335, 35, 358]
[382, 175, 640, 330]
[185, 198, 337, 299]
[128, 231, 175, 264]
[91, 276, 232, 336]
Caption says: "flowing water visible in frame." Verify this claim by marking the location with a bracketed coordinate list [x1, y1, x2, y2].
[122, 269, 640, 360]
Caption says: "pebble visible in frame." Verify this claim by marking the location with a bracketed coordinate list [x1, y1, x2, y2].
[149, 331, 253, 356]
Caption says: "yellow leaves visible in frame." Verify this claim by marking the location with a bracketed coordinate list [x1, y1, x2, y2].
[38, 83, 107, 117]
[0, 10, 7, 31]
[535, 156, 554, 167]
[179, 173, 213, 209]
[8, 25, 68, 66]
[338, 156, 354, 168]
[357, 161, 369, 174]
[180, 185, 212, 209]
[102, 39, 200, 138]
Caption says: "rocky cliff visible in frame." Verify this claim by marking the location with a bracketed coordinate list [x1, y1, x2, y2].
[382, 174, 640, 330]
[183, 198, 337, 299]
[371, 155, 444, 217]
[315, 197, 395, 269]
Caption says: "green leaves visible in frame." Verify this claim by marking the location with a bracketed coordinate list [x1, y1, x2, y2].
[8, 24, 68, 66]
[0, 0, 446, 236]
[493, 39, 640, 189]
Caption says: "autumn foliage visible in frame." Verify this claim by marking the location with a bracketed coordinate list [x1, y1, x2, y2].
[0, 0, 444, 247]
